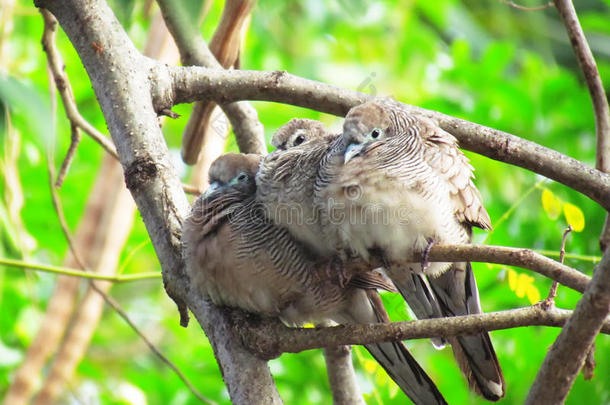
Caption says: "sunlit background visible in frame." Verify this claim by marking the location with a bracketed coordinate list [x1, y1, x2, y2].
[1, 0, 609, 404]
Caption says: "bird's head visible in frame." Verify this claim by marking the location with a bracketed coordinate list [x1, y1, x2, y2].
[204, 153, 261, 198]
[271, 118, 331, 150]
[342, 100, 393, 163]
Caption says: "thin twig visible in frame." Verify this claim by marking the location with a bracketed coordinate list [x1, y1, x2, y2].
[41, 9, 118, 161]
[46, 157, 215, 405]
[542, 225, 572, 307]
[525, 4, 610, 401]
[554, 0, 610, 250]
[554, 1, 610, 173]
[40, 8, 201, 196]
[0, 257, 161, 282]
[55, 123, 82, 187]
[502, 0, 554, 11]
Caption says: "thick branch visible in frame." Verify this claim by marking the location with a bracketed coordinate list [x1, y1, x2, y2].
[525, 249, 610, 404]
[236, 305, 610, 358]
[35, 1, 281, 403]
[158, 66, 610, 210]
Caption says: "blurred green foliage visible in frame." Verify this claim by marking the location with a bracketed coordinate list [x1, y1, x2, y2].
[1, 0, 609, 404]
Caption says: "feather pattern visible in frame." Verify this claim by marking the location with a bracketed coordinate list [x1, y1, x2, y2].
[312, 99, 505, 401]
[183, 152, 448, 404]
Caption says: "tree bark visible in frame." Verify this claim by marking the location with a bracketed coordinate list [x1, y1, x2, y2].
[33, 0, 281, 403]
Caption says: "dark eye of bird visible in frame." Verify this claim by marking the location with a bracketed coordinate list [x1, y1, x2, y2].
[237, 173, 248, 182]
[371, 128, 381, 139]
[293, 135, 305, 146]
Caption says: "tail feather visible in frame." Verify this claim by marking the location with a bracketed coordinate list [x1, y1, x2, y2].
[365, 341, 448, 405]
[364, 291, 447, 405]
[429, 262, 505, 401]
[341, 289, 447, 405]
[391, 270, 446, 348]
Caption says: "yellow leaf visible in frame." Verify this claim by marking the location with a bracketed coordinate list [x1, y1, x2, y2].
[363, 359, 378, 374]
[563, 203, 585, 232]
[515, 273, 530, 298]
[507, 269, 517, 291]
[541, 189, 562, 220]
[526, 284, 541, 304]
[302, 323, 315, 329]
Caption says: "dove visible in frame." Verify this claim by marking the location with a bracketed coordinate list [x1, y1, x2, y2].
[182, 152, 448, 405]
[314, 99, 504, 401]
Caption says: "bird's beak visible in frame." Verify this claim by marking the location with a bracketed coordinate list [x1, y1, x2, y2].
[344, 143, 365, 164]
[202, 181, 221, 198]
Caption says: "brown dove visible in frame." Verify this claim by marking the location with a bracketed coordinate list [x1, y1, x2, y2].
[315, 99, 504, 401]
[182, 152, 449, 405]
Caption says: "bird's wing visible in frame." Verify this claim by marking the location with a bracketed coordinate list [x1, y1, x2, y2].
[417, 116, 491, 230]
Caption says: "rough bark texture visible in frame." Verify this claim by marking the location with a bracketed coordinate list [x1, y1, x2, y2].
[34, 1, 281, 403]
[525, 249, 610, 404]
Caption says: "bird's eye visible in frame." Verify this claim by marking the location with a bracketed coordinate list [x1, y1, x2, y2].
[370, 128, 382, 139]
[293, 135, 305, 146]
[237, 173, 248, 182]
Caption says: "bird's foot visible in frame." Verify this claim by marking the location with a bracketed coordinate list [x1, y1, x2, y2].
[326, 257, 350, 288]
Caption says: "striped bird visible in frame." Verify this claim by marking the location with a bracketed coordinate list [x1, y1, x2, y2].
[315, 99, 505, 401]
[182, 152, 448, 405]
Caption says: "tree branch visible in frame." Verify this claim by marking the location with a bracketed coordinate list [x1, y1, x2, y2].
[323, 345, 365, 405]
[156, 0, 266, 158]
[420, 244, 590, 293]
[524, 3, 610, 401]
[555, 0, 610, 173]
[554, 0, 610, 251]
[35, 1, 281, 403]
[40, 9, 119, 161]
[158, 66, 610, 211]
[235, 305, 610, 359]
[525, 248, 610, 404]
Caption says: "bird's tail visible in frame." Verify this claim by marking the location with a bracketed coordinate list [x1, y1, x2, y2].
[343, 289, 447, 405]
[429, 262, 505, 401]
[390, 270, 446, 348]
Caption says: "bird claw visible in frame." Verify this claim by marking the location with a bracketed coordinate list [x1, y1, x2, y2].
[421, 239, 435, 271]
[326, 257, 349, 288]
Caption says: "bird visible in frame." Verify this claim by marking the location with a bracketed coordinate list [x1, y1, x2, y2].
[266, 118, 447, 345]
[182, 152, 449, 405]
[271, 118, 334, 150]
[315, 99, 505, 401]
[256, 120, 340, 257]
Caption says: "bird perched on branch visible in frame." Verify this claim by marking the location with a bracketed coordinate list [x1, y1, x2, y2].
[263, 118, 446, 342]
[315, 99, 504, 401]
[182, 152, 448, 405]
[257, 119, 339, 257]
